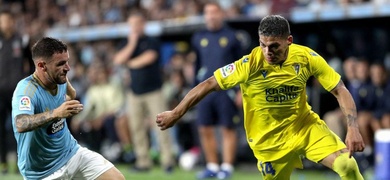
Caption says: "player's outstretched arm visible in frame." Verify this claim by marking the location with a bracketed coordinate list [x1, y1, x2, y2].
[330, 80, 365, 157]
[156, 76, 221, 130]
[15, 100, 83, 133]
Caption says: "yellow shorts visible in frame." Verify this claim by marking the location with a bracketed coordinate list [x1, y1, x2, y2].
[256, 119, 346, 180]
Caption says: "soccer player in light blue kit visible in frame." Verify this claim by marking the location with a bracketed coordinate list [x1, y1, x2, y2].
[11, 37, 125, 180]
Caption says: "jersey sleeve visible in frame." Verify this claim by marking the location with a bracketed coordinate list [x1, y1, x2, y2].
[213, 55, 250, 90]
[309, 51, 341, 91]
[12, 83, 36, 117]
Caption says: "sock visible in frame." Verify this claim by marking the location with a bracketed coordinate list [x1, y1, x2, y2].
[220, 163, 234, 172]
[206, 163, 219, 172]
[332, 153, 364, 180]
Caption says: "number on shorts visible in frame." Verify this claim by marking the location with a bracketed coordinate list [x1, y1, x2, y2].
[260, 162, 276, 176]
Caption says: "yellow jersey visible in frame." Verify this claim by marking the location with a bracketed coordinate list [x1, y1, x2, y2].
[214, 44, 341, 161]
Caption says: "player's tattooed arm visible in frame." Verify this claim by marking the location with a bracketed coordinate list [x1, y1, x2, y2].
[330, 80, 358, 127]
[15, 100, 83, 133]
[344, 113, 358, 128]
[15, 110, 58, 133]
[331, 79, 364, 155]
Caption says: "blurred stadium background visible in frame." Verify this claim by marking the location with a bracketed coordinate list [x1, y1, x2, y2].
[1, 0, 390, 179]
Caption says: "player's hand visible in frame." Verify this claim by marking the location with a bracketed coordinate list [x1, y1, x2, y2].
[54, 100, 83, 118]
[345, 126, 365, 158]
[156, 111, 180, 130]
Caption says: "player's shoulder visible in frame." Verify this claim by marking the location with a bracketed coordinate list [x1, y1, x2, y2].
[15, 75, 39, 97]
[241, 47, 264, 67]
[249, 46, 263, 60]
[290, 44, 320, 62]
[290, 44, 311, 54]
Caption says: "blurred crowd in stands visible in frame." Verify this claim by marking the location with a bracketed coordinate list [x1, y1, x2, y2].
[0, 0, 385, 33]
[1, 0, 390, 175]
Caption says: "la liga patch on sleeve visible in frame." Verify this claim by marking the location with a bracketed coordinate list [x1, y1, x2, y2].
[220, 63, 235, 78]
[19, 96, 31, 111]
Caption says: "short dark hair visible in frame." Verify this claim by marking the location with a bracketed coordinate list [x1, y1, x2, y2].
[31, 37, 68, 61]
[258, 15, 291, 38]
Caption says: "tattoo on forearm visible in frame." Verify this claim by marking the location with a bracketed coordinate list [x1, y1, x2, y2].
[340, 107, 358, 127]
[347, 114, 358, 127]
[16, 110, 55, 132]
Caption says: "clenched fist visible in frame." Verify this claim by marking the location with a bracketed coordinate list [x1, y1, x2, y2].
[156, 111, 180, 130]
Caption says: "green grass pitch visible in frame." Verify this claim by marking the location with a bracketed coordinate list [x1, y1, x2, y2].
[1, 163, 370, 180]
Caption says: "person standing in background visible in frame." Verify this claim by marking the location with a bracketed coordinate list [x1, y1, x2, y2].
[114, 11, 174, 172]
[0, 10, 31, 174]
[191, 2, 243, 179]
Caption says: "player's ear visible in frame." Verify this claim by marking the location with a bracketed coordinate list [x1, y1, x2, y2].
[37, 61, 46, 72]
[287, 35, 293, 45]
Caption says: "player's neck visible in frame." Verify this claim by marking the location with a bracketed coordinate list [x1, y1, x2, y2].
[33, 71, 58, 94]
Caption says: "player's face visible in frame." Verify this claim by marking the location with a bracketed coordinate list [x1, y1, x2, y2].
[204, 4, 224, 31]
[259, 35, 292, 65]
[45, 52, 71, 84]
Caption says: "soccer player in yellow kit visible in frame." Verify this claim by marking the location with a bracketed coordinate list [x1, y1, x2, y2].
[157, 15, 365, 180]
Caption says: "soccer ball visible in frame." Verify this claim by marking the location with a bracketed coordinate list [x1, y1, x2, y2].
[179, 150, 199, 171]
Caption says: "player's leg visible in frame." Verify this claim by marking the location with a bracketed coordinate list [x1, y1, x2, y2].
[256, 152, 302, 180]
[215, 91, 238, 179]
[320, 149, 363, 180]
[73, 147, 125, 180]
[146, 89, 174, 171]
[96, 167, 125, 180]
[196, 95, 219, 178]
[43, 147, 125, 180]
[303, 120, 363, 180]
[126, 91, 151, 170]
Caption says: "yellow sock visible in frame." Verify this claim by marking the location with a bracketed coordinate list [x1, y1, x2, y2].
[332, 153, 364, 180]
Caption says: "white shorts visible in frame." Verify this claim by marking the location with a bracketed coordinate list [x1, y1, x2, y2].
[42, 147, 114, 180]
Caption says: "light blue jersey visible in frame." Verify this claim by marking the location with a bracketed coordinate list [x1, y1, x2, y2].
[11, 75, 79, 179]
